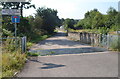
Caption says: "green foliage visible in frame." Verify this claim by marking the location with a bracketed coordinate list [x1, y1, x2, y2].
[2, 6, 60, 41]
[98, 27, 109, 34]
[2, 16, 33, 38]
[32, 15, 43, 30]
[2, 38, 26, 78]
[49, 51, 56, 54]
[74, 7, 119, 33]
[63, 18, 78, 30]
[68, 28, 109, 34]
[2, 37, 22, 53]
[27, 52, 40, 56]
[1, 3, 60, 78]
[107, 7, 118, 16]
[110, 37, 120, 51]
[109, 26, 119, 32]
[2, 16, 14, 37]
[27, 42, 33, 50]
[2, 14, 55, 41]
[3, 38, 15, 52]
[115, 12, 120, 30]
[30, 35, 49, 43]
[26, 35, 50, 50]
[2, 29, 13, 36]
[2, 52, 26, 78]
[36, 7, 61, 34]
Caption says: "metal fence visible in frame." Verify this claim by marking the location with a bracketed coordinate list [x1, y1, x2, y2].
[1, 36, 27, 53]
[68, 32, 120, 51]
[93, 34, 120, 49]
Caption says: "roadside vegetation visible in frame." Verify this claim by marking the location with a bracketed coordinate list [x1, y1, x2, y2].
[63, 7, 120, 34]
[2, 51, 26, 78]
[1, 1, 120, 78]
[1, 1, 61, 78]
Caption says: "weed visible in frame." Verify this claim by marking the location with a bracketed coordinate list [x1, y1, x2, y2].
[49, 51, 56, 55]
[2, 52, 26, 78]
[27, 52, 41, 56]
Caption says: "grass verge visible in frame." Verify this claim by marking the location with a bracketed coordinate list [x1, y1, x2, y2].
[27, 35, 51, 50]
[2, 51, 26, 78]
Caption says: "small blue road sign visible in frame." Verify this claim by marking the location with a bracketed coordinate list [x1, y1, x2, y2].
[12, 16, 20, 23]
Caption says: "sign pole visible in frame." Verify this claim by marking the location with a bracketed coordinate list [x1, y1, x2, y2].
[12, 16, 20, 51]
[15, 18, 17, 51]
[15, 18, 17, 37]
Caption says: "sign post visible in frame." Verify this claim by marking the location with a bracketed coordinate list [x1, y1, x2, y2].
[1, 0, 23, 51]
[12, 16, 20, 50]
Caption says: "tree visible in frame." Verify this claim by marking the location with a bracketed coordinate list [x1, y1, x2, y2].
[92, 12, 104, 29]
[75, 7, 119, 33]
[63, 18, 77, 30]
[74, 19, 84, 29]
[76, 9, 101, 29]
[17, 17, 31, 36]
[105, 7, 118, 28]
[85, 11, 90, 18]
[36, 7, 61, 34]
[107, 7, 118, 16]
[33, 15, 43, 31]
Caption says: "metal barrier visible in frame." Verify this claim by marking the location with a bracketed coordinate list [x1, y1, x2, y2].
[1, 36, 27, 53]
[68, 32, 120, 50]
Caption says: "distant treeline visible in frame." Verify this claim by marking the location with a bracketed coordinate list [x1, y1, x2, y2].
[63, 7, 120, 33]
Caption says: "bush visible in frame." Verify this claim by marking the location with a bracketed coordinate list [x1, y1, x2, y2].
[98, 27, 109, 34]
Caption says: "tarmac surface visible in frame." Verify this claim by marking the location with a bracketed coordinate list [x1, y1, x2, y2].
[17, 31, 118, 77]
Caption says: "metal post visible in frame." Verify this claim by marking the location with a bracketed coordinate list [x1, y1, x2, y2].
[21, 36, 27, 53]
[24, 36, 27, 53]
[15, 18, 17, 51]
[15, 23, 17, 37]
[21, 37, 23, 53]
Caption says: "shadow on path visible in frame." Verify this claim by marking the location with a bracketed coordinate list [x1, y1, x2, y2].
[40, 63, 65, 69]
[29, 60, 66, 69]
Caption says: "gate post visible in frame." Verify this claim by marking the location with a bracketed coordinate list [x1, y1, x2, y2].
[21, 36, 27, 53]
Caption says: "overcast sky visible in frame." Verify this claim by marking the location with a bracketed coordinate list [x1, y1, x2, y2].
[23, 0, 119, 19]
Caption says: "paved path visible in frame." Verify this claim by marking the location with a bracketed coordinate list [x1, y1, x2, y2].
[17, 31, 118, 77]
[29, 32, 107, 56]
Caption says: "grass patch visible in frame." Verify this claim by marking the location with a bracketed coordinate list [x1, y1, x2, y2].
[27, 42, 33, 50]
[49, 51, 56, 55]
[27, 52, 41, 56]
[27, 35, 51, 50]
[110, 38, 120, 51]
[68, 28, 117, 34]
[1, 37, 27, 78]
[2, 52, 27, 78]
[30, 35, 49, 43]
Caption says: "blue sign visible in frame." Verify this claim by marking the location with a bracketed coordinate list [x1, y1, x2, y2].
[12, 16, 20, 23]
